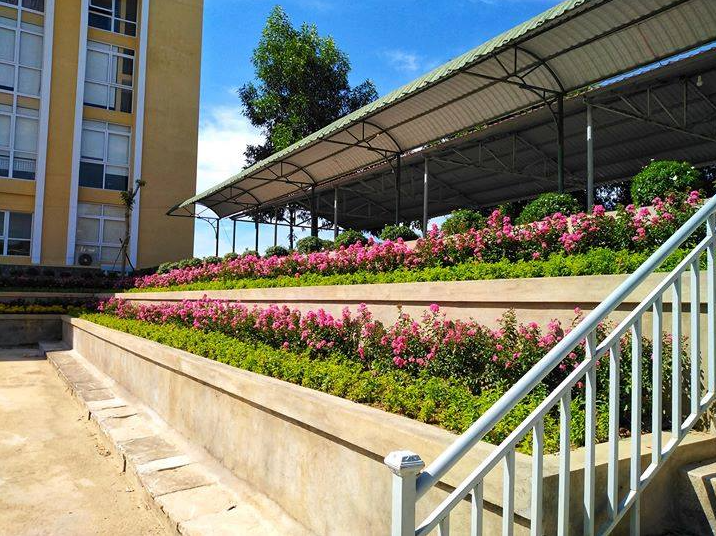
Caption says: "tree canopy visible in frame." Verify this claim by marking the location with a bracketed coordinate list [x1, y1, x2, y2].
[239, 6, 378, 165]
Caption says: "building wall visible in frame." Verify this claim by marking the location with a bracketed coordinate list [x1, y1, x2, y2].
[0, 0, 201, 269]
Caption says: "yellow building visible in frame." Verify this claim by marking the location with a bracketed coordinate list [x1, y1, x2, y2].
[0, 0, 202, 270]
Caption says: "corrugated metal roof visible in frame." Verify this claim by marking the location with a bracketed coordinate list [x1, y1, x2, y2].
[175, 0, 716, 218]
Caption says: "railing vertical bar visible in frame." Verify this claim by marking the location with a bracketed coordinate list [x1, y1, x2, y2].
[503, 449, 515, 536]
[471, 483, 483, 536]
[530, 420, 544, 536]
[607, 343, 620, 521]
[584, 332, 597, 536]
[630, 319, 642, 535]
[652, 297, 663, 463]
[690, 260, 701, 417]
[672, 278, 682, 440]
[438, 516, 449, 536]
[707, 213, 716, 395]
[558, 391, 571, 536]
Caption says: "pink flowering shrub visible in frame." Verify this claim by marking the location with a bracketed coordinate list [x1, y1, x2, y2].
[132, 191, 705, 290]
[98, 298, 683, 430]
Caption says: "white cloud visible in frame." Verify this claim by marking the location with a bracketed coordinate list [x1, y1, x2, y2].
[384, 49, 422, 73]
[195, 103, 263, 194]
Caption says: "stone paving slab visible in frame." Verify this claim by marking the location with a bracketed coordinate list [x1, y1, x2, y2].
[41, 342, 312, 535]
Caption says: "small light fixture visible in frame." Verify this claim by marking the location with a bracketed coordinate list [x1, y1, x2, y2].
[697, 74, 704, 87]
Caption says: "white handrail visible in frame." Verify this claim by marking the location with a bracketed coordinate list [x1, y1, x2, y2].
[386, 194, 716, 536]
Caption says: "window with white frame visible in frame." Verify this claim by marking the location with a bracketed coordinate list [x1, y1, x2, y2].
[84, 40, 134, 113]
[0, 1, 44, 13]
[0, 16, 43, 96]
[74, 203, 124, 267]
[88, 0, 137, 37]
[0, 209, 31, 256]
[0, 104, 38, 179]
[79, 120, 130, 191]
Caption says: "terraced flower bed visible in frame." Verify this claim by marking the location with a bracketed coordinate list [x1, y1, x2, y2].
[131, 191, 702, 292]
[86, 298, 686, 453]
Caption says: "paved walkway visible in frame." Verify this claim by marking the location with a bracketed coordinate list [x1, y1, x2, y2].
[0, 348, 166, 536]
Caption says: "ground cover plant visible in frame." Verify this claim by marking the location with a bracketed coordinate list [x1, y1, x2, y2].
[131, 190, 703, 291]
[92, 298, 687, 452]
[0, 297, 98, 314]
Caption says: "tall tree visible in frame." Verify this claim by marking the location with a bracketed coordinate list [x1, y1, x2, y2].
[239, 6, 378, 165]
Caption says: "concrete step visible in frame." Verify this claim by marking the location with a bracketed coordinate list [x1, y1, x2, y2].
[674, 457, 716, 535]
[40, 342, 313, 535]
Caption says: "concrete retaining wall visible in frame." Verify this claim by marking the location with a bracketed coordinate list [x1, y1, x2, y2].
[62, 316, 716, 535]
[0, 314, 62, 346]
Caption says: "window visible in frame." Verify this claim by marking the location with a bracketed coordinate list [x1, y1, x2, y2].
[74, 203, 124, 268]
[84, 41, 133, 113]
[0, 210, 31, 256]
[0, 16, 43, 96]
[0, 104, 38, 179]
[88, 0, 137, 37]
[79, 120, 130, 191]
[0, 1, 44, 12]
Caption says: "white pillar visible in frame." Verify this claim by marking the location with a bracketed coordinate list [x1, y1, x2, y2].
[31, 0, 55, 264]
[129, 0, 151, 268]
[422, 157, 429, 236]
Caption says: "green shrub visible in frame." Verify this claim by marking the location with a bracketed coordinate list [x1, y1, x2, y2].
[223, 252, 239, 262]
[265, 245, 290, 257]
[334, 229, 368, 248]
[242, 249, 259, 257]
[441, 209, 485, 235]
[202, 256, 221, 265]
[516, 193, 580, 224]
[156, 261, 179, 274]
[177, 257, 203, 270]
[630, 160, 702, 206]
[297, 236, 332, 254]
[379, 224, 418, 241]
[80, 313, 599, 452]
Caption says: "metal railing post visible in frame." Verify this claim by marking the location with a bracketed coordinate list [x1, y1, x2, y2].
[385, 450, 424, 536]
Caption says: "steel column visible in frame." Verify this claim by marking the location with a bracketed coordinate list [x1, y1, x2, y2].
[254, 216, 259, 253]
[273, 208, 278, 247]
[310, 187, 318, 237]
[395, 154, 402, 225]
[557, 94, 565, 193]
[333, 187, 339, 240]
[289, 207, 295, 249]
[214, 218, 220, 257]
[423, 157, 429, 236]
[232, 219, 236, 253]
[586, 103, 594, 211]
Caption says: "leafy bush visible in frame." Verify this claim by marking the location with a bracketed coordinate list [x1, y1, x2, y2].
[223, 252, 239, 262]
[296, 236, 332, 254]
[202, 256, 222, 265]
[81, 312, 594, 452]
[156, 261, 177, 274]
[441, 209, 485, 235]
[516, 193, 580, 224]
[379, 224, 418, 241]
[631, 161, 702, 206]
[265, 245, 290, 257]
[242, 249, 258, 257]
[177, 257, 203, 269]
[334, 229, 368, 248]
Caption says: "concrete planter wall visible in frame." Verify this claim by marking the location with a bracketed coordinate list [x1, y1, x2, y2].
[0, 314, 61, 346]
[62, 316, 715, 535]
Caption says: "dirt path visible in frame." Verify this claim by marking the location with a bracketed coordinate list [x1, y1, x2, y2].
[0, 348, 167, 536]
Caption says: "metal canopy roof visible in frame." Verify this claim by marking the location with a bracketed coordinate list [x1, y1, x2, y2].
[173, 0, 716, 220]
[299, 48, 716, 230]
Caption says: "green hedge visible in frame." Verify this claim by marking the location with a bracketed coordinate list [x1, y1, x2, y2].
[130, 247, 690, 293]
[80, 313, 609, 453]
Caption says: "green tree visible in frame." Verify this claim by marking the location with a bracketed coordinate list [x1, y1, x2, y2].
[239, 6, 378, 165]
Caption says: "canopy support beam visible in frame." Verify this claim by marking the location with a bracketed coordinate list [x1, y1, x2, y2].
[310, 187, 318, 237]
[586, 103, 594, 211]
[333, 187, 339, 240]
[423, 157, 429, 236]
[254, 216, 259, 253]
[232, 219, 236, 253]
[557, 93, 565, 193]
[395, 154, 402, 225]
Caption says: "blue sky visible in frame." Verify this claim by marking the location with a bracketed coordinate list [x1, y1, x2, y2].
[193, 0, 558, 257]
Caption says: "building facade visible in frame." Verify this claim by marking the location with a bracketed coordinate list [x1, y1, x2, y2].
[0, 0, 201, 270]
